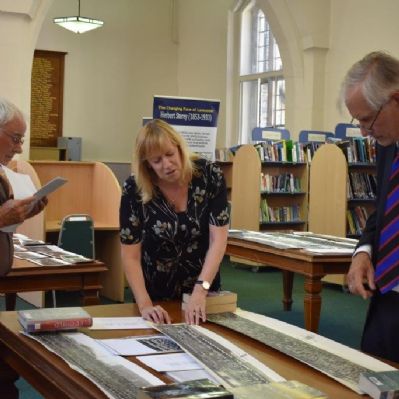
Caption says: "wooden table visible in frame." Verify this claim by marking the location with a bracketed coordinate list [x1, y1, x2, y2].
[226, 237, 353, 332]
[0, 302, 383, 399]
[1, 258, 107, 311]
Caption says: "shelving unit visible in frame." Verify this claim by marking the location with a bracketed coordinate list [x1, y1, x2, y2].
[259, 160, 308, 231]
[308, 140, 376, 285]
[335, 123, 377, 240]
[230, 145, 261, 232]
[308, 144, 347, 237]
[346, 162, 377, 238]
[215, 160, 233, 202]
[308, 144, 348, 285]
[229, 144, 309, 269]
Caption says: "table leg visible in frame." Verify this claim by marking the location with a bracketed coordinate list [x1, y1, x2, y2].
[282, 270, 294, 311]
[0, 355, 19, 399]
[304, 276, 323, 332]
[81, 289, 100, 306]
[5, 293, 16, 311]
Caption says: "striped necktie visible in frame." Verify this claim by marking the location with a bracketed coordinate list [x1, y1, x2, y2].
[0, 167, 13, 198]
[375, 153, 399, 293]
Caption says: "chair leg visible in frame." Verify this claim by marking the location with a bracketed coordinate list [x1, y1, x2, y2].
[52, 290, 57, 307]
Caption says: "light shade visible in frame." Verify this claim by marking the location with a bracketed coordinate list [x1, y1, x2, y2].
[54, 16, 104, 34]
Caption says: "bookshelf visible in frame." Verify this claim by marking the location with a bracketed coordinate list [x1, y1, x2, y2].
[335, 123, 377, 240]
[308, 135, 377, 285]
[308, 144, 348, 285]
[215, 160, 233, 203]
[308, 144, 348, 237]
[230, 144, 309, 235]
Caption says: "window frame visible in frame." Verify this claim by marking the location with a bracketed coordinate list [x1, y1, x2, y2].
[238, 3, 285, 144]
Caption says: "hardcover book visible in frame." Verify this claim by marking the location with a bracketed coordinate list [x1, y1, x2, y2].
[182, 291, 237, 314]
[18, 306, 92, 333]
[181, 302, 237, 314]
[182, 291, 237, 306]
[137, 379, 233, 399]
[359, 370, 399, 399]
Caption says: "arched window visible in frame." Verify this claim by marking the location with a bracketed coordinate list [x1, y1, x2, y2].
[239, 3, 285, 143]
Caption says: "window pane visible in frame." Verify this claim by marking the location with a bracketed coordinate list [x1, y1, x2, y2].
[260, 81, 270, 126]
[240, 80, 259, 144]
[239, 3, 285, 143]
[274, 78, 285, 127]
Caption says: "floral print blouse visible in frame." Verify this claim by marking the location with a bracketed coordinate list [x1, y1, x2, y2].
[120, 159, 230, 300]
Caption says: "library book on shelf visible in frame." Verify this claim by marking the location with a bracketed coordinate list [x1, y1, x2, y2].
[18, 306, 92, 333]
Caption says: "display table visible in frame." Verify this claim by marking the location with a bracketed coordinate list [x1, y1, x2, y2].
[0, 302, 389, 399]
[226, 236, 353, 332]
[1, 258, 107, 310]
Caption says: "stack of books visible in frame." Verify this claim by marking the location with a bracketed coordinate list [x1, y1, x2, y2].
[18, 306, 93, 333]
[182, 291, 237, 314]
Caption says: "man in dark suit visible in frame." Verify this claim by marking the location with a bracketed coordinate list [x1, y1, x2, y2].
[343, 52, 399, 362]
[0, 97, 47, 276]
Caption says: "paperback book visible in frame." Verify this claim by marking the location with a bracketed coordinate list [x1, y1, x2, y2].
[18, 306, 92, 333]
[137, 378, 233, 399]
[359, 370, 399, 399]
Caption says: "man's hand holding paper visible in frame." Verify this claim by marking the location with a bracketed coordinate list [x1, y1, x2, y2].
[0, 167, 65, 232]
[0, 196, 46, 228]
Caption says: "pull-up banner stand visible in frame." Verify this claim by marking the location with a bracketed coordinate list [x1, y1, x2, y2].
[153, 95, 220, 161]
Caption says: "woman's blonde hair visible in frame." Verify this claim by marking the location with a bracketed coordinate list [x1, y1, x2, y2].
[133, 119, 198, 203]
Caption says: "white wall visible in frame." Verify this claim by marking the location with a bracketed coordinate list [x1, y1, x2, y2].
[0, 0, 53, 155]
[176, 0, 234, 148]
[2, 0, 399, 159]
[35, 0, 234, 161]
[259, 0, 399, 139]
[325, 0, 399, 130]
[36, 0, 179, 162]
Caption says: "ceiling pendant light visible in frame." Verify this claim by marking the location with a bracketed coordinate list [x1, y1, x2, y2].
[53, 0, 104, 34]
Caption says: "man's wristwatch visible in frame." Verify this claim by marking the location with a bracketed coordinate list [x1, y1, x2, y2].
[195, 280, 210, 290]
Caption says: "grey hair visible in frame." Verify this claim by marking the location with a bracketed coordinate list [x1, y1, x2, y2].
[340, 51, 399, 111]
[0, 97, 23, 127]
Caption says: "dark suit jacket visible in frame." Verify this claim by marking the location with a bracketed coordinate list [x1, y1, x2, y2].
[357, 143, 397, 265]
[0, 174, 13, 276]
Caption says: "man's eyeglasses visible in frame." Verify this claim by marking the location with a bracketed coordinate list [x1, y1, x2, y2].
[0, 129, 24, 145]
[350, 103, 384, 134]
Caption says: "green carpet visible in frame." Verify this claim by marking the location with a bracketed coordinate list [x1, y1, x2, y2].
[0, 256, 369, 398]
[220, 258, 368, 349]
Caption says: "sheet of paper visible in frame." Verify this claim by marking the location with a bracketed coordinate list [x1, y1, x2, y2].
[89, 317, 152, 330]
[166, 369, 220, 384]
[14, 251, 47, 260]
[25, 331, 165, 397]
[97, 335, 181, 356]
[34, 177, 67, 199]
[136, 352, 203, 372]
[30, 257, 71, 267]
[3, 166, 36, 199]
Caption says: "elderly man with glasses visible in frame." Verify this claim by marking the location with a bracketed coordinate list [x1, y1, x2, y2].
[0, 97, 47, 276]
[342, 51, 399, 362]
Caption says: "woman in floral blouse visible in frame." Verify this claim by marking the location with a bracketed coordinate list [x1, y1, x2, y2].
[120, 119, 229, 325]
